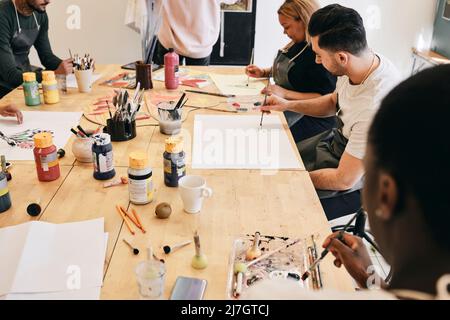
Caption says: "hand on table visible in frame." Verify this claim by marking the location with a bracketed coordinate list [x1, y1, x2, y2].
[0, 104, 23, 124]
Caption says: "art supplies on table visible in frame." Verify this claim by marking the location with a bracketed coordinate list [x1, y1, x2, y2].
[99, 72, 136, 89]
[164, 136, 186, 187]
[192, 115, 303, 170]
[153, 68, 211, 88]
[136, 61, 153, 90]
[22, 72, 41, 106]
[0, 111, 82, 161]
[158, 93, 187, 135]
[0, 218, 107, 300]
[164, 48, 180, 90]
[0, 167, 11, 213]
[92, 133, 116, 181]
[41, 71, 60, 104]
[128, 151, 154, 205]
[226, 234, 323, 299]
[33, 132, 61, 182]
[72, 53, 95, 71]
[105, 88, 145, 141]
[209, 73, 266, 96]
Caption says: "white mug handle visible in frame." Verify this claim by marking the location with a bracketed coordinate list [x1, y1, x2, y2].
[202, 187, 213, 198]
[437, 275, 450, 300]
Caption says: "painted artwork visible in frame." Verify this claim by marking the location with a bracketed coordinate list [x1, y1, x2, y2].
[221, 0, 252, 12]
[0, 111, 82, 161]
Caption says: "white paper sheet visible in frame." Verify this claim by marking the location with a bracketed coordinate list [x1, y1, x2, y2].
[2, 286, 102, 300]
[66, 73, 103, 88]
[0, 111, 82, 160]
[209, 74, 266, 96]
[0, 219, 107, 297]
[192, 115, 303, 170]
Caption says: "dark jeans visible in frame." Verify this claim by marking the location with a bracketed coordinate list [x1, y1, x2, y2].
[153, 40, 211, 66]
[320, 190, 362, 221]
[291, 115, 337, 143]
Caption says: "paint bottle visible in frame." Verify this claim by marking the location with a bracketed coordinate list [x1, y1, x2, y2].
[128, 151, 153, 205]
[33, 132, 61, 182]
[23, 72, 41, 107]
[42, 71, 60, 104]
[164, 136, 186, 187]
[0, 171, 12, 214]
[164, 48, 179, 90]
[92, 133, 116, 180]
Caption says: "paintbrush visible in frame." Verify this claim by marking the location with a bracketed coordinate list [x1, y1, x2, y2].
[301, 209, 364, 281]
[247, 238, 301, 268]
[247, 48, 254, 87]
[260, 74, 271, 128]
[186, 89, 236, 98]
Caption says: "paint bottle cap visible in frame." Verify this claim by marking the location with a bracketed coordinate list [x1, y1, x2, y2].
[129, 151, 149, 169]
[33, 132, 53, 149]
[42, 71, 56, 82]
[165, 136, 183, 153]
[92, 133, 111, 146]
[23, 72, 36, 82]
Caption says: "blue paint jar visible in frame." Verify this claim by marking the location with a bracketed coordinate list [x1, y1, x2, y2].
[0, 171, 12, 213]
[92, 133, 116, 181]
[163, 136, 186, 187]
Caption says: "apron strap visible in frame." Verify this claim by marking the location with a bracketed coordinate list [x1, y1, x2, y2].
[289, 43, 309, 64]
[12, 0, 40, 32]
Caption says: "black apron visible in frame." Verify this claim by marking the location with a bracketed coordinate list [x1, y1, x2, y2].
[0, 2, 41, 93]
[297, 111, 364, 200]
[272, 43, 309, 128]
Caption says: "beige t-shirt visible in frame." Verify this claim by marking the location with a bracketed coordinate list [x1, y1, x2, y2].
[336, 54, 401, 160]
[158, 0, 237, 59]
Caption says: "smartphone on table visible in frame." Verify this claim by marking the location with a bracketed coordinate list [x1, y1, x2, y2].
[170, 276, 208, 300]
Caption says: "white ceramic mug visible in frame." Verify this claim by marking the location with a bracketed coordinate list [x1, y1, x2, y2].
[74, 69, 93, 93]
[179, 176, 213, 214]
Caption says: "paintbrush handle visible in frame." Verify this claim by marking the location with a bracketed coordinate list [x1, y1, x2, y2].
[247, 239, 301, 268]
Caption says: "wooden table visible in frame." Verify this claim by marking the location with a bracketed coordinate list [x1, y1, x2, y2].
[0, 65, 353, 299]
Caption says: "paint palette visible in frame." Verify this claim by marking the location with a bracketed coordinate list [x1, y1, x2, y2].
[226, 234, 322, 300]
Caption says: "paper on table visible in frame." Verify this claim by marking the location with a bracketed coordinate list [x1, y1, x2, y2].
[0, 219, 106, 296]
[209, 74, 266, 96]
[2, 286, 102, 300]
[192, 115, 303, 170]
[66, 73, 102, 88]
[0, 111, 82, 161]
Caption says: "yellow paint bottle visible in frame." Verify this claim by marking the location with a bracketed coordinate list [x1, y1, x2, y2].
[42, 71, 60, 104]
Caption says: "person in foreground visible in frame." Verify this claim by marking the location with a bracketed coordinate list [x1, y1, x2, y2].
[243, 65, 450, 300]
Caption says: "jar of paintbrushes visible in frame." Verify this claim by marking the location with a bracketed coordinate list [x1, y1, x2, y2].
[105, 86, 145, 142]
[158, 93, 187, 135]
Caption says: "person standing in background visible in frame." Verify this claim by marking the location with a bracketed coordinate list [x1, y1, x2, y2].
[0, 0, 73, 98]
[154, 0, 238, 66]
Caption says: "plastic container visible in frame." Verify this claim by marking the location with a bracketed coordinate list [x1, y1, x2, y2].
[33, 132, 61, 182]
[72, 135, 94, 163]
[92, 133, 116, 180]
[164, 48, 179, 90]
[128, 151, 154, 205]
[0, 171, 12, 213]
[163, 136, 186, 187]
[23, 72, 41, 106]
[105, 119, 137, 142]
[42, 71, 60, 104]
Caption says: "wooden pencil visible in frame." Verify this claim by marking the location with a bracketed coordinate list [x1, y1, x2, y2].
[132, 208, 146, 233]
[119, 206, 144, 233]
[116, 205, 135, 235]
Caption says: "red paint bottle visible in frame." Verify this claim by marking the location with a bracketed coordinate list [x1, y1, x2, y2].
[33, 132, 61, 182]
[164, 48, 179, 90]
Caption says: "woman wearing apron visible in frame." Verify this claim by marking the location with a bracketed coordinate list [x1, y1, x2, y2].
[246, 0, 337, 143]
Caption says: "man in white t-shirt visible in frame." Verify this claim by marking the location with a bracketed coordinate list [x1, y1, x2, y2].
[263, 4, 401, 220]
[154, 0, 238, 66]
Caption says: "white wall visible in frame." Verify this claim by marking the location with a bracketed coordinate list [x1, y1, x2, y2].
[255, 0, 439, 77]
[29, 0, 438, 77]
